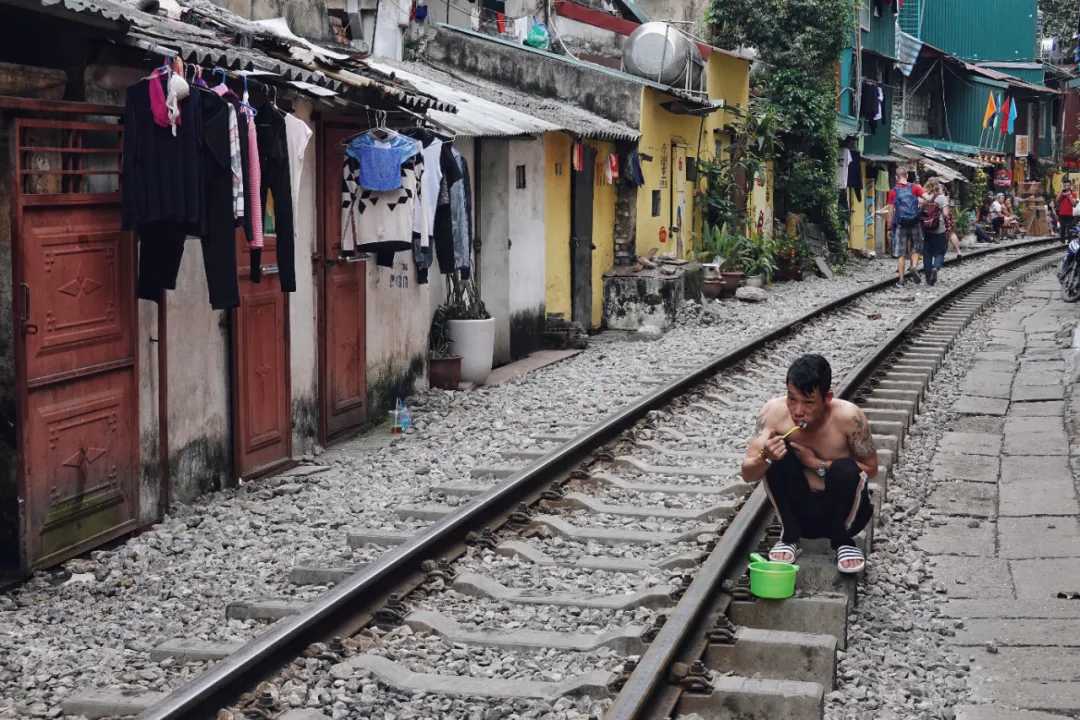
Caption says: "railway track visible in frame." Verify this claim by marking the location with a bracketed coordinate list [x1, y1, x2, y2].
[60, 239, 1060, 720]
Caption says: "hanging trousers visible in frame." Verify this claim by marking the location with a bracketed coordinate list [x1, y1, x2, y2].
[764, 452, 873, 549]
[256, 107, 296, 292]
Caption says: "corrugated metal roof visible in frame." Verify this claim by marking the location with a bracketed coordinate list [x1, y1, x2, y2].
[368, 58, 640, 141]
[13, 0, 455, 111]
[367, 60, 560, 137]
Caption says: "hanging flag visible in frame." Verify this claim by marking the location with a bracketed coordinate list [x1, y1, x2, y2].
[1007, 98, 1018, 135]
[981, 91, 997, 128]
[999, 96, 1010, 136]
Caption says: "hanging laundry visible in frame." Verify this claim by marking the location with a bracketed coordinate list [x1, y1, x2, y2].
[433, 142, 465, 275]
[495, 12, 506, 33]
[608, 153, 619, 184]
[624, 150, 645, 187]
[470, 6, 480, 30]
[341, 152, 426, 271]
[242, 108, 264, 281]
[256, 100, 297, 293]
[513, 16, 530, 42]
[874, 86, 884, 122]
[847, 150, 863, 202]
[284, 113, 312, 211]
[450, 147, 473, 277]
[572, 142, 585, 172]
[346, 129, 420, 191]
[859, 81, 880, 131]
[837, 147, 852, 189]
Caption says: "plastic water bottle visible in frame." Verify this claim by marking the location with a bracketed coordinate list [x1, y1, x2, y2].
[399, 401, 412, 433]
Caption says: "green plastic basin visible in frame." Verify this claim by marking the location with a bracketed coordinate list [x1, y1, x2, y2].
[747, 552, 799, 599]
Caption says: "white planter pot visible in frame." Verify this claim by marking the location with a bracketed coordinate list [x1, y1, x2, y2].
[448, 318, 495, 384]
[745, 275, 765, 288]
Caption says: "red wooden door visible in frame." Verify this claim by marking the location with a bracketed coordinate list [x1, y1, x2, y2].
[12, 118, 140, 570]
[317, 124, 367, 441]
[231, 193, 291, 478]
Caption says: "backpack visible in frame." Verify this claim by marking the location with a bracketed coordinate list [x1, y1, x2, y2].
[922, 194, 941, 233]
[894, 184, 920, 226]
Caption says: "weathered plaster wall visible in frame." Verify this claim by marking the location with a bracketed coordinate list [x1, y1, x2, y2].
[423, 27, 643, 127]
[373, 0, 410, 59]
[480, 140, 512, 365]
[507, 137, 547, 356]
[544, 133, 572, 319]
[208, 0, 331, 40]
[365, 241, 433, 412]
[590, 140, 616, 329]
[288, 100, 319, 455]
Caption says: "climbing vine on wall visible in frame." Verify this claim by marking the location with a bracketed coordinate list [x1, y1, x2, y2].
[706, 0, 853, 254]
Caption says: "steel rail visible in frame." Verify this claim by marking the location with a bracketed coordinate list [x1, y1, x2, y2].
[603, 243, 1060, 720]
[138, 237, 1056, 719]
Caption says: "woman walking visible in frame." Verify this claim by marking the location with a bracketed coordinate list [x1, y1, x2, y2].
[922, 179, 949, 286]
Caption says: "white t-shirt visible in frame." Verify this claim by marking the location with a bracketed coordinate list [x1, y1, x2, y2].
[284, 113, 313, 210]
[990, 200, 1003, 219]
[419, 139, 445, 245]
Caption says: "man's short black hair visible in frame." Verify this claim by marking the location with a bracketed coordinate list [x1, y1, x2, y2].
[786, 354, 832, 398]
[906, 170, 917, 183]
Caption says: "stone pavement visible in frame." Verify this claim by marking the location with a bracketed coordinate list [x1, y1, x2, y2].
[916, 275, 1080, 719]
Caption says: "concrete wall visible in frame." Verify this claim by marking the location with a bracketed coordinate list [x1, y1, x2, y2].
[209, 0, 331, 41]
[544, 132, 573, 319]
[288, 100, 319, 455]
[480, 139, 512, 365]
[507, 137, 547, 356]
[423, 26, 644, 127]
[373, 0, 410, 59]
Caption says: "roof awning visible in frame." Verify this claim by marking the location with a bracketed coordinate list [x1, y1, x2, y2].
[369, 58, 641, 141]
[920, 157, 967, 183]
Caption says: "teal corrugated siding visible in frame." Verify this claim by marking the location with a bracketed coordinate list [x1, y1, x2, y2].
[899, 0, 920, 36]
[943, 75, 1013, 152]
[863, 10, 895, 58]
[1038, 98, 1055, 157]
[978, 63, 1045, 84]
[840, 48, 855, 117]
[921, 0, 1037, 61]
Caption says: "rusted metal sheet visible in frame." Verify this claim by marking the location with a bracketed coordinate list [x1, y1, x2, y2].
[12, 117, 141, 570]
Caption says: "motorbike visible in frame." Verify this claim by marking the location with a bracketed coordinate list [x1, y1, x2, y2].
[1059, 224, 1080, 302]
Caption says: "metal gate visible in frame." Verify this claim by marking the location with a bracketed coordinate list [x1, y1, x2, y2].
[11, 116, 140, 570]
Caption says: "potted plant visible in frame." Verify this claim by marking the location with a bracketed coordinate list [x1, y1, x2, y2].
[443, 273, 495, 385]
[428, 306, 462, 390]
[742, 232, 777, 287]
[701, 225, 748, 298]
[774, 230, 807, 281]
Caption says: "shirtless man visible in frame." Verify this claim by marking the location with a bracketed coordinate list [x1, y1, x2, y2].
[740, 354, 878, 573]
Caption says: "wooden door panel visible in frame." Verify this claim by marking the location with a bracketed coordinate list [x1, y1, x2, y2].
[13, 117, 140, 572]
[319, 125, 367, 439]
[21, 206, 133, 382]
[232, 232, 291, 478]
[24, 372, 138, 566]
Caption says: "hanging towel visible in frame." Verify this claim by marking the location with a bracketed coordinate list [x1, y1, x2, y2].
[513, 16, 530, 42]
[874, 87, 884, 121]
[847, 150, 863, 202]
[495, 12, 506, 33]
[572, 142, 584, 172]
[608, 154, 619, 183]
[837, 147, 852, 189]
[470, 6, 480, 30]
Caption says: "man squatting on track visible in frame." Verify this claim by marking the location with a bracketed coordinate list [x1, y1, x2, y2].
[740, 354, 877, 573]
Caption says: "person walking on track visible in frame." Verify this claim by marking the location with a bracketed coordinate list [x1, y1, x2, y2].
[1057, 179, 1077, 243]
[740, 354, 878, 574]
[889, 171, 924, 287]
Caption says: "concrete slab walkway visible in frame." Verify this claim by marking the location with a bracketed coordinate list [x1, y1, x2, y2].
[483, 349, 582, 386]
[918, 276, 1080, 719]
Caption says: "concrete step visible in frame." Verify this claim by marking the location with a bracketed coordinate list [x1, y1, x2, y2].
[226, 599, 305, 621]
[551, 492, 737, 522]
[453, 572, 673, 610]
[346, 529, 411, 548]
[530, 514, 719, 545]
[675, 676, 824, 720]
[62, 689, 166, 719]
[328, 654, 615, 701]
[496, 539, 704, 571]
[405, 609, 648, 654]
[150, 638, 242, 662]
[704, 626, 837, 688]
[730, 595, 849, 649]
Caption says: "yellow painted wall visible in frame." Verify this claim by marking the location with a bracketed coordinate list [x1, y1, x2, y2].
[590, 140, 616, 329]
[1051, 171, 1080, 194]
[634, 52, 757, 258]
[544, 132, 572, 319]
[748, 161, 774, 236]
